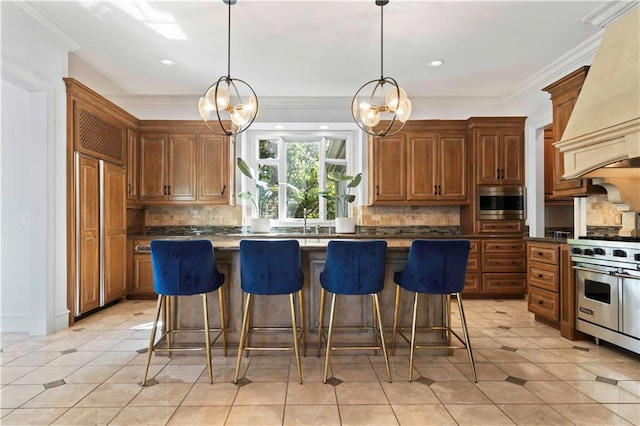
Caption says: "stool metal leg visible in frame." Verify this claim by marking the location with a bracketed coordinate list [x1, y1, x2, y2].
[456, 293, 477, 383]
[392, 284, 401, 354]
[166, 296, 173, 357]
[409, 292, 419, 382]
[373, 293, 391, 383]
[323, 293, 337, 383]
[317, 288, 326, 357]
[142, 295, 164, 386]
[218, 285, 227, 357]
[290, 293, 303, 384]
[245, 293, 254, 358]
[371, 295, 378, 355]
[202, 293, 213, 384]
[298, 289, 306, 357]
[234, 293, 252, 384]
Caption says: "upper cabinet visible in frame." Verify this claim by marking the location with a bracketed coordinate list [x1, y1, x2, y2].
[138, 121, 231, 205]
[470, 118, 525, 186]
[369, 121, 468, 206]
[542, 67, 603, 198]
[126, 128, 139, 202]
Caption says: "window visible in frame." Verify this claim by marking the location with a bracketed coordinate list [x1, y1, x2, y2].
[239, 125, 361, 225]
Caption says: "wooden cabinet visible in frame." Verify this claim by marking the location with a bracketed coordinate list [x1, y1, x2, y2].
[103, 162, 128, 303]
[464, 240, 481, 293]
[126, 128, 138, 202]
[543, 67, 603, 198]
[128, 239, 155, 297]
[472, 120, 525, 186]
[526, 241, 560, 323]
[369, 120, 468, 205]
[138, 121, 231, 205]
[198, 134, 230, 202]
[139, 132, 197, 201]
[463, 238, 526, 296]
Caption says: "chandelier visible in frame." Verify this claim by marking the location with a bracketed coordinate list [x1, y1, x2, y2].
[352, 0, 412, 137]
[198, 0, 258, 136]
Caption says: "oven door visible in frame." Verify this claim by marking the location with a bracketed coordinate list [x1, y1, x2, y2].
[616, 269, 640, 339]
[574, 263, 619, 331]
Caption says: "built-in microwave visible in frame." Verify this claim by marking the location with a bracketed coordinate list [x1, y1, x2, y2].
[477, 186, 526, 220]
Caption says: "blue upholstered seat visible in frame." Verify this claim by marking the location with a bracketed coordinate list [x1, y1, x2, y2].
[392, 239, 476, 382]
[235, 239, 305, 384]
[142, 240, 227, 386]
[318, 240, 391, 383]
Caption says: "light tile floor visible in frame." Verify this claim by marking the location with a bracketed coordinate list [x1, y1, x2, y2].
[1, 298, 639, 425]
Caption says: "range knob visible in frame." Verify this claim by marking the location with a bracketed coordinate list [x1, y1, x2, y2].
[572, 248, 582, 255]
[635, 253, 640, 261]
[594, 248, 606, 255]
[613, 249, 627, 258]
[583, 249, 594, 256]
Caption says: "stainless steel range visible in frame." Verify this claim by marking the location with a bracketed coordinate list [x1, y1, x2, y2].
[568, 237, 640, 354]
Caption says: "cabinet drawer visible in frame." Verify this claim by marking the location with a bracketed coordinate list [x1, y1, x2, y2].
[482, 273, 526, 294]
[477, 220, 524, 234]
[482, 239, 525, 253]
[527, 261, 559, 292]
[482, 253, 526, 272]
[527, 243, 559, 264]
[469, 239, 479, 254]
[528, 287, 559, 322]
[464, 273, 481, 294]
[467, 254, 480, 273]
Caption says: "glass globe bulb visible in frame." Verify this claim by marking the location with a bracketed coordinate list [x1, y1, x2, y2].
[397, 98, 413, 123]
[360, 106, 380, 127]
[385, 86, 407, 113]
[198, 96, 212, 121]
[215, 85, 230, 110]
[230, 108, 249, 127]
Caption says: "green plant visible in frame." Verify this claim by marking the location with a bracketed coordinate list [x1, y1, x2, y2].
[236, 157, 299, 218]
[320, 171, 362, 218]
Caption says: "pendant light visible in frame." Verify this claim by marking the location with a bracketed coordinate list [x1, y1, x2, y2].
[199, 0, 258, 136]
[352, 0, 412, 137]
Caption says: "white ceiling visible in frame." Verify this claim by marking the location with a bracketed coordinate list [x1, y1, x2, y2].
[23, 1, 605, 100]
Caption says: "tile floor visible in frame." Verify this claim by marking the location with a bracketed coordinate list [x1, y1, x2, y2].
[1, 298, 639, 425]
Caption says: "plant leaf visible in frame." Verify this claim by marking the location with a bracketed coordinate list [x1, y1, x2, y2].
[347, 173, 362, 188]
[237, 157, 256, 179]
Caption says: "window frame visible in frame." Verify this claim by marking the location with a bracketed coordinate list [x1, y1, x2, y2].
[238, 123, 363, 228]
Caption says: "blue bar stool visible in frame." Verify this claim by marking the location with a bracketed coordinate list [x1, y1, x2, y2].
[317, 240, 391, 383]
[392, 239, 477, 382]
[234, 240, 305, 384]
[142, 240, 227, 386]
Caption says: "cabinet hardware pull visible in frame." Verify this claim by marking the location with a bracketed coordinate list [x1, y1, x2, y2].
[537, 252, 543, 256]
[163, 185, 167, 195]
[538, 300, 544, 305]
[438, 185, 442, 195]
[496, 169, 500, 179]
[128, 183, 132, 194]
[433, 186, 437, 195]
[221, 185, 226, 195]
[168, 185, 171, 195]
[376, 185, 379, 196]
[537, 274, 544, 278]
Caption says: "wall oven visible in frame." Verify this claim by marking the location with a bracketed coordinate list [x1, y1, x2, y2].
[477, 186, 526, 220]
[570, 238, 640, 354]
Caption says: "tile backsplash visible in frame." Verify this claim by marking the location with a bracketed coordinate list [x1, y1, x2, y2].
[586, 194, 622, 226]
[144, 204, 461, 228]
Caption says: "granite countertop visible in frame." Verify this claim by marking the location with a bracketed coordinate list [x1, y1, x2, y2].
[524, 236, 569, 244]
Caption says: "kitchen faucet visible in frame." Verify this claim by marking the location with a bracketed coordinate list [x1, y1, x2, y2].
[303, 208, 307, 235]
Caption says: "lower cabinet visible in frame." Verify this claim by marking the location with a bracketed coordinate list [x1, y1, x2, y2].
[128, 239, 155, 298]
[526, 241, 560, 323]
[464, 238, 526, 296]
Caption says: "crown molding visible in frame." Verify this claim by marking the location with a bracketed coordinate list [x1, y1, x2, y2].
[582, 1, 639, 28]
[4, 1, 80, 51]
[502, 29, 604, 105]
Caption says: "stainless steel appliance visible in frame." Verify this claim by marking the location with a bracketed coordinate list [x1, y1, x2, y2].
[476, 186, 526, 220]
[569, 237, 640, 354]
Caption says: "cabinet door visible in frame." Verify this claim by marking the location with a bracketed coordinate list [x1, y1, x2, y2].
[103, 162, 127, 303]
[407, 133, 438, 201]
[133, 254, 155, 295]
[167, 133, 197, 201]
[371, 135, 406, 202]
[198, 134, 229, 203]
[552, 95, 584, 193]
[438, 133, 467, 201]
[126, 129, 138, 201]
[77, 155, 100, 314]
[475, 129, 501, 185]
[139, 133, 167, 201]
[500, 130, 524, 185]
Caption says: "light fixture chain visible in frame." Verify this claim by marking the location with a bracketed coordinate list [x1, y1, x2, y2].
[380, 2, 384, 79]
[227, 0, 231, 78]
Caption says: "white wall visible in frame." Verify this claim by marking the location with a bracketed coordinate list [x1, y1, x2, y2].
[1, 5, 69, 334]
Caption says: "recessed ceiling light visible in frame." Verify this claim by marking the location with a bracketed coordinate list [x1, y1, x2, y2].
[275, 125, 284, 130]
[320, 125, 329, 130]
[160, 59, 174, 66]
[429, 60, 444, 67]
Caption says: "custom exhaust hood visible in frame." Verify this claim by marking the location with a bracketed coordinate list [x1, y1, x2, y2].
[554, 6, 640, 179]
